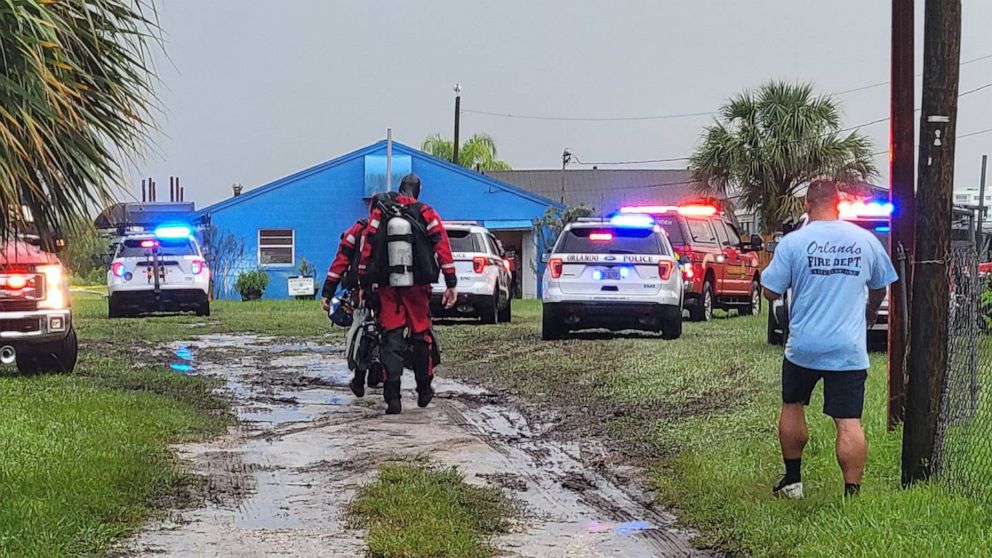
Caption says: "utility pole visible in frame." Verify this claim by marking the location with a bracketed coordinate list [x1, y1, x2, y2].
[452, 84, 462, 166]
[903, 0, 962, 487]
[560, 148, 572, 204]
[888, 0, 915, 429]
[976, 155, 988, 253]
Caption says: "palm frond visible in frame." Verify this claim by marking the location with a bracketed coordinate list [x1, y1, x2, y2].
[0, 0, 160, 243]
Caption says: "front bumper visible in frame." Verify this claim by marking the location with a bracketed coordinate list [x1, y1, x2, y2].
[0, 309, 72, 342]
[111, 289, 208, 311]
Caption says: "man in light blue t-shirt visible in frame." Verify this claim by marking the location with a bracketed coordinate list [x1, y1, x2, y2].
[762, 179, 898, 499]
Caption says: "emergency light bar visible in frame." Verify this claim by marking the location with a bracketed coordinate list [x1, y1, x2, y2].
[154, 223, 193, 239]
[609, 214, 655, 228]
[838, 200, 894, 219]
[619, 204, 719, 217]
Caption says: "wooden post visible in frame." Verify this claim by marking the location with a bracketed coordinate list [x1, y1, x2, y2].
[888, 0, 915, 429]
[902, 0, 962, 486]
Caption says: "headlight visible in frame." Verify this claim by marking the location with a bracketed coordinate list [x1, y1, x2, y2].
[38, 264, 69, 309]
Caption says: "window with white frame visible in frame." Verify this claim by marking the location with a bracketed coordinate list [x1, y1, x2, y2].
[258, 229, 294, 266]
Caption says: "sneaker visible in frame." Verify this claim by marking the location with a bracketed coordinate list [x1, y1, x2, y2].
[417, 387, 435, 408]
[772, 476, 804, 499]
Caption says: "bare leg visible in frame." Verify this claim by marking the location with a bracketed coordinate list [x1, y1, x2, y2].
[779, 403, 809, 460]
[835, 419, 867, 484]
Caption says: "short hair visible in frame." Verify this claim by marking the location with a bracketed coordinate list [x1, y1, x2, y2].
[806, 179, 840, 209]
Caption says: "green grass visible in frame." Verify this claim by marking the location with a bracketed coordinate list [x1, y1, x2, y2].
[439, 300, 992, 558]
[0, 295, 229, 557]
[351, 463, 513, 558]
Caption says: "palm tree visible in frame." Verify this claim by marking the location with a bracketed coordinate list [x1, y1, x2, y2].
[690, 81, 877, 234]
[421, 133, 512, 171]
[0, 0, 159, 244]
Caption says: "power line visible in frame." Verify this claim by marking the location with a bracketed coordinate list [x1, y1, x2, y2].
[461, 108, 713, 122]
[462, 52, 992, 124]
[571, 154, 690, 166]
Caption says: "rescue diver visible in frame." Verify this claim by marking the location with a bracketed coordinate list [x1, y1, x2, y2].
[321, 212, 379, 396]
[358, 173, 457, 415]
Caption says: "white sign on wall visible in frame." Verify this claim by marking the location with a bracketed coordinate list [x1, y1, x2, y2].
[288, 276, 316, 296]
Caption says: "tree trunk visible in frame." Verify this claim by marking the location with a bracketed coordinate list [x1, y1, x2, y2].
[902, 0, 961, 487]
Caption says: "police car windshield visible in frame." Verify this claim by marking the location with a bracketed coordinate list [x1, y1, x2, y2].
[559, 227, 667, 255]
[118, 238, 198, 258]
[447, 230, 482, 253]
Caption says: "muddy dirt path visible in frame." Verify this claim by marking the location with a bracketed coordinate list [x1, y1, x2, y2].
[124, 334, 707, 557]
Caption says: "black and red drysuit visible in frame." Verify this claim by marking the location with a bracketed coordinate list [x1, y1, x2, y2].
[358, 189, 456, 412]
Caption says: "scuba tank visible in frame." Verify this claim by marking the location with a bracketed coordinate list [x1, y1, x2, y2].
[386, 215, 415, 287]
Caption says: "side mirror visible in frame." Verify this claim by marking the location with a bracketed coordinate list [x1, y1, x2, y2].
[766, 242, 777, 254]
[749, 234, 764, 252]
[541, 253, 550, 264]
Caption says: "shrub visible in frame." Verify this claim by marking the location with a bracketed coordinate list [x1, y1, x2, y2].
[235, 269, 269, 301]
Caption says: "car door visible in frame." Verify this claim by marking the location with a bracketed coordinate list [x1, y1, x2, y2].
[684, 218, 725, 291]
[713, 220, 747, 294]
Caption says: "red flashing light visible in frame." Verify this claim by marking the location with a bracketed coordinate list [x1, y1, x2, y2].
[677, 205, 718, 217]
[548, 258, 563, 279]
[3, 275, 29, 290]
[140, 239, 159, 249]
[619, 205, 678, 215]
[111, 262, 126, 277]
[589, 232, 614, 242]
[473, 256, 488, 274]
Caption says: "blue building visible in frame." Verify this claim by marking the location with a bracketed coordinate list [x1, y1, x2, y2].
[198, 140, 560, 300]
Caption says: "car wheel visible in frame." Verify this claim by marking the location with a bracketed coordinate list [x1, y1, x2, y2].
[660, 306, 683, 340]
[689, 281, 715, 322]
[498, 293, 512, 323]
[108, 295, 122, 319]
[16, 328, 78, 374]
[196, 301, 211, 317]
[744, 281, 761, 316]
[541, 305, 564, 341]
[481, 290, 499, 324]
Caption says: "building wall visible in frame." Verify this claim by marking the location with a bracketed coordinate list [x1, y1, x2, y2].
[202, 143, 557, 300]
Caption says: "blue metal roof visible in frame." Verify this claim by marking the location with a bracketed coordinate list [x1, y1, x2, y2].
[197, 140, 563, 217]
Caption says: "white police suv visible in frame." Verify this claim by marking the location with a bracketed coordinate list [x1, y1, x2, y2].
[542, 214, 683, 340]
[431, 222, 512, 323]
[107, 224, 210, 318]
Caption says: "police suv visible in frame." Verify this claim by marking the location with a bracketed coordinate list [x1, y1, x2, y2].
[541, 214, 683, 340]
[430, 222, 512, 323]
[107, 224, 210, 318]
[766, 200, 892, 345]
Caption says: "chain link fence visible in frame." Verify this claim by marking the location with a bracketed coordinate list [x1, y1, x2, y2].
[933, 243, 992, 501]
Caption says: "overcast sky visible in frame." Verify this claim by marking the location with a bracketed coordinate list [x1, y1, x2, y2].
[129, 0, 992, 206]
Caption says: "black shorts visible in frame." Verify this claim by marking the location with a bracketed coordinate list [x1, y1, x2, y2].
[781, 359, 867, 419]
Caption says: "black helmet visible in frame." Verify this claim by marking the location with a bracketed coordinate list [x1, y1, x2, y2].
[399, 173, 421, 199]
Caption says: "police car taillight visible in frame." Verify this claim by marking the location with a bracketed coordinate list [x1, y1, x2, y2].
[191, 259, 206, 275]
[502, 259, 512, 271]
[111, 262, 126, 277]
[658, 261, 674, 280]
[472, 256, 487, 274]
[548, 258, 563, 279]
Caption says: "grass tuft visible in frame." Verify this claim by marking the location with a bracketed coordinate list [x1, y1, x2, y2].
[351, 463, 513, 558]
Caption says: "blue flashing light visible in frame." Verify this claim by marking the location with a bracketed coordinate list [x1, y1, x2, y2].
[609, 214, 655, 228]
[592, 270, 604, 281]
[620, 266, 630, 279]
[874, 225, 891, 233]
[155, 223, 193, 239]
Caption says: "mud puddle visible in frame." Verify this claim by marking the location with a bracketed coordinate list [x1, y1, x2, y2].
[124, 334, 707, 557]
